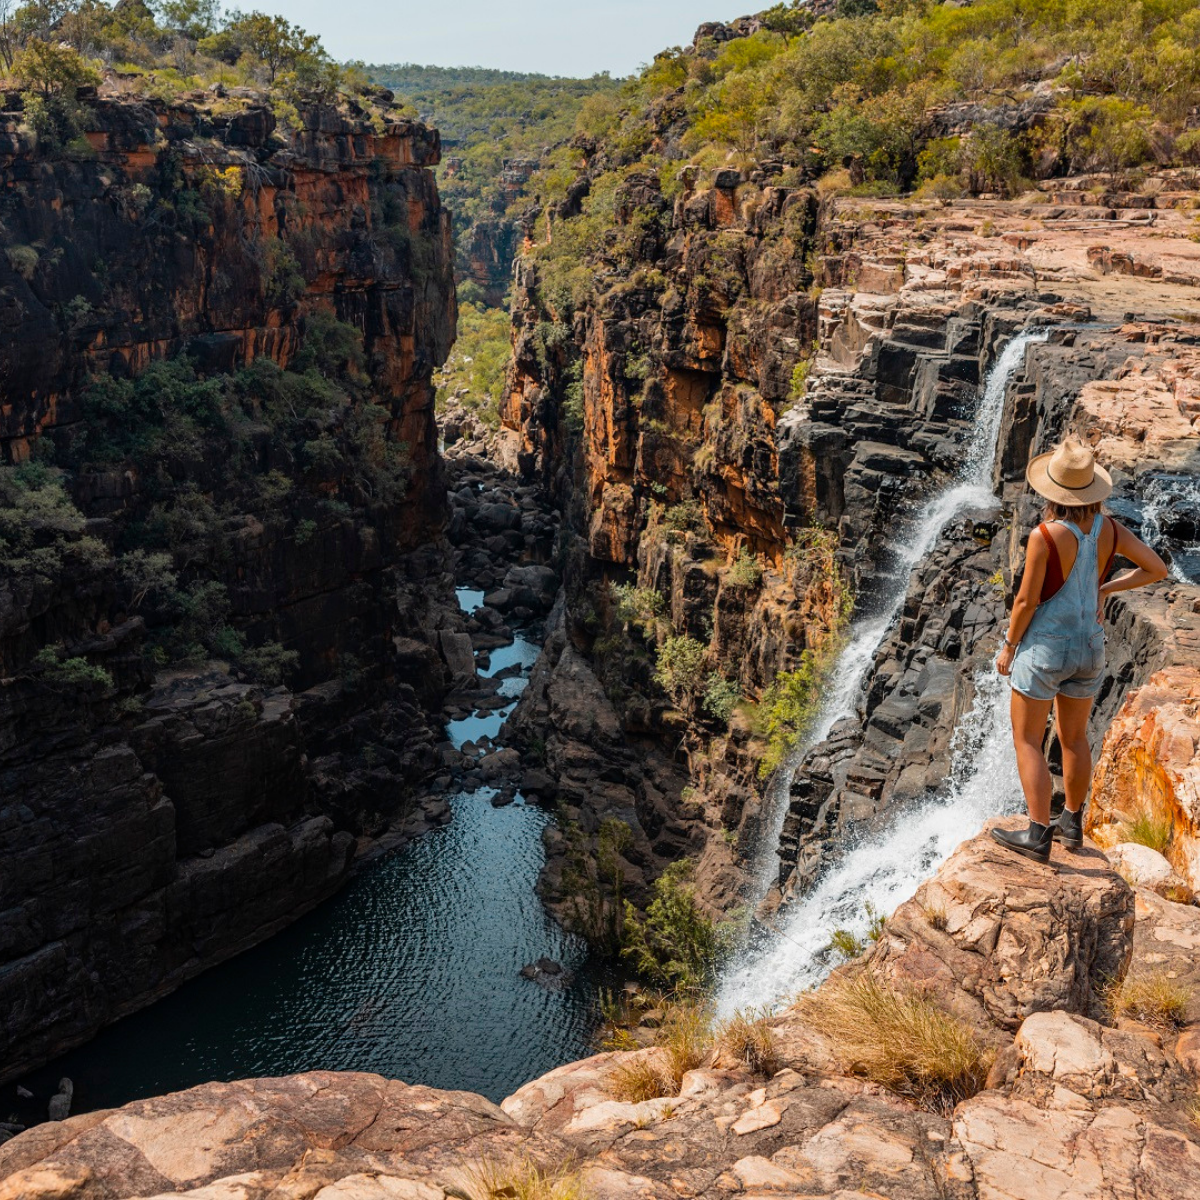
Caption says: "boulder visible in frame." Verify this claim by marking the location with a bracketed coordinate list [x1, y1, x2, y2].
[1108, 842, 1195, 902]
[437, 631, 477, 688]
[866, 818, 1135, 1035]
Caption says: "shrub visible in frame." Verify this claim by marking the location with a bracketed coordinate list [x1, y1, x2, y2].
[662, 498, 704, 533]
[789, 358, 812, 399]
[621, 860, 731, 991]
[117, 549, 178, 609]
[0, 463, 92, 581]
[702, 672, 740, 723]
[654, 634, 708, 704]
[725, 549, 762, 589]
[799, 973, 993, 1112]
[237, 641, 299, 686]
[756, 647, 834, 777]
[33, 648, 114, 690]
[1105, 972, 1190, 1029]
[611, 582, 664, 627]
[5, 244, 39, 280]
[260, 237, 306, 307]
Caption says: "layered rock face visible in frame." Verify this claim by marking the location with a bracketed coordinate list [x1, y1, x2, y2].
[769, 189, 1200, 901]
[6, 826, 1198, 1199]
[0, 92, 460, 1079]
[1088, 667, 1200, 891]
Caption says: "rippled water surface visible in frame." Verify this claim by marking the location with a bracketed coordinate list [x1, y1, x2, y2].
[23, 790, 596, 1111]
[22, 589, 598, 1114]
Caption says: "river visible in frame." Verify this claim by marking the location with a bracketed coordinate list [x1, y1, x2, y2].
[16, 589, 600, 1117]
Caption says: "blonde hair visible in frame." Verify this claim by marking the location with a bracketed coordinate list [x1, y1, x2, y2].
[1044, 499, 1103, 522]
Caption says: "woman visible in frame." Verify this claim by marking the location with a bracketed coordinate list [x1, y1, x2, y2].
[994, 437, 1168, 863]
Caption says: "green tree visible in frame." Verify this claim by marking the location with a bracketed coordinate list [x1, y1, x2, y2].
[12, 36, 100, 98]
[621, 859, 732, 990]
[158, 0, 220, 39]
[211, 9, 323, 82]
[654, 634, 708, 705]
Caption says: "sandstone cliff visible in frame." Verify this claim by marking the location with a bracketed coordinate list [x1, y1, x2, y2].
[0, 85, 461, 1080]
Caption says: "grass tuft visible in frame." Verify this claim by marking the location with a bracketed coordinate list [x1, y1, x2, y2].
[717, 1007, 780, 1076]
[921, 901, 949, 932]
[1104, 971, 1190, 1029]
[658, 1001, 715, 1090]
[798, 972, 993, 1112]
[604, 997, 715, 1101]
[828, 927, 866, 960]
[1118, 808, 1173, 853]
[451, 1155, 589, 1200]
[607, 1054, 671, 1104]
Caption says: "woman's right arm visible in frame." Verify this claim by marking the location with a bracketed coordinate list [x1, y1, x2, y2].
[1102, 522, 1170, 603]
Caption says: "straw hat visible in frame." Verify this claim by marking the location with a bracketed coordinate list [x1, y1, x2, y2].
[1026, 437, 1112, 505]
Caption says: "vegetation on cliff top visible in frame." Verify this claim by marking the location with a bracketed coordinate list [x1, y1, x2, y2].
[368, 63, 619, 242]
[0, 0, 393, 142]
[519, 0, 1200, 320]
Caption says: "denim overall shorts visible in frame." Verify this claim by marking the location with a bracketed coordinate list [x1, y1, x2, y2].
[1010, 518, 1106, 701]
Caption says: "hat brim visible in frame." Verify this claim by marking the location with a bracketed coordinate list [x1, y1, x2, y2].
[1026, 452, 1113, 505]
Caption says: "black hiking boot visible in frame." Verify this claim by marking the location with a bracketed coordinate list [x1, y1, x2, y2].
[991, 820, 1054, 864]
[1052, 806, 1084, 850]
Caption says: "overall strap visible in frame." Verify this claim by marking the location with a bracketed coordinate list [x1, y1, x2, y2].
[1100, 515, 1117, 581]
[1038, 523, 1065, 602]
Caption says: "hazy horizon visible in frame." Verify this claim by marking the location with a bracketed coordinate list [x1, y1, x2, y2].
[256, 1, 756, 78]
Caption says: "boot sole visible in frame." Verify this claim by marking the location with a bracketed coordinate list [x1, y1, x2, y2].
[1052, 832, 1084, 850]
[990, 828, 1052, 865]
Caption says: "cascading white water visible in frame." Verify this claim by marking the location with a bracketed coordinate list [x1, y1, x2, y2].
[718, 329, 1047, 1016]
[719, 671, 1018, 1009]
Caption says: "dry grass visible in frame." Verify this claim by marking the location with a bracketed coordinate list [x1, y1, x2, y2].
[658, 1001, 715, 1089]
[1104, 972, 1190, 1029]
[798, 972, 993, 1112]
[604, 998, 715, 1101]
[921, 900, 949, 931]
[607, 1054, 672, 1104]
[452, 1155, 589, 1200]
[1188, 1095, 1200, 1130]
[717, 1007, 780, 1076]
[1119, 808, 1173, 853]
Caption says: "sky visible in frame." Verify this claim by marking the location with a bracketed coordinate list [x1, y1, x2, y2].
[259, 1, 757, 77]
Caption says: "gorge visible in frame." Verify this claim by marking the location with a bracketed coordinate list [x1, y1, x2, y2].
[3, 4, 1200, 1198]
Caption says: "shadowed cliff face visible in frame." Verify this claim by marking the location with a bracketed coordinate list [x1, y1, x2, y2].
[0, 93, 461, 1082]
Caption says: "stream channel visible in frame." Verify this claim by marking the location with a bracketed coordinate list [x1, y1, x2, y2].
[17, 588, 600, 1115]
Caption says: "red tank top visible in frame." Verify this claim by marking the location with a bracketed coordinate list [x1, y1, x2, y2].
[1038, 517, 1117, 603]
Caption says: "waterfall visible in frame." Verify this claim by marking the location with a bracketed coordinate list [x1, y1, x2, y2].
[717, 328, 1047, 1015]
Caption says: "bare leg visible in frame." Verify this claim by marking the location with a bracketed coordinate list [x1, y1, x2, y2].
[1054, 694, 1094, 813]
[1010, 689, 1054, 825]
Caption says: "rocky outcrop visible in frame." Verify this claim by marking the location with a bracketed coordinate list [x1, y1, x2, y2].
[867, 819, 1134, 1036]
[0, 89, 462, 1081]
[5, 827, 1198, 1198]
[767, 185, 1200, 903]
[1088, 667, 1200, 891]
